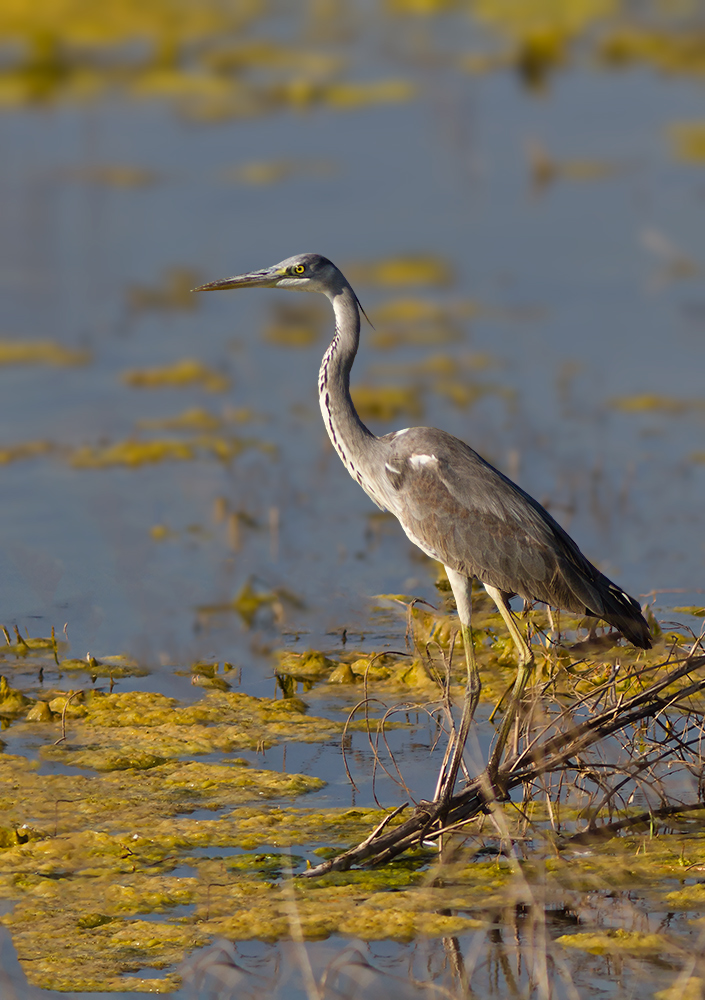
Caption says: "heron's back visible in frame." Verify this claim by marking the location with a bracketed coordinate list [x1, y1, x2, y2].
[376, 426, 651, 648]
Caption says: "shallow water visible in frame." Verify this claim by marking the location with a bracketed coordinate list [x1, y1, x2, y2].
[1, 2, 705, 996]
[2, 20, 705, 689]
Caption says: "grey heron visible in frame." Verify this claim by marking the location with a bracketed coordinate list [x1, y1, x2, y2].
[195, 253, 652, 774]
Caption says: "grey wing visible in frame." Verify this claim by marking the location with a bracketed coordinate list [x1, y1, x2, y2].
[381, 427, 607, 616]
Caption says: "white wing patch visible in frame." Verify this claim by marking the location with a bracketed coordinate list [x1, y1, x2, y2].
[393, 427, 411, 439]
[409, 453, 438, 469]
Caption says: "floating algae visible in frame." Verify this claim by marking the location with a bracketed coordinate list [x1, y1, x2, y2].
[610, 393, 705, 415]
[126, 268, 201, 313]
[0, 339, 90, 366]
[0, 440, 53, 464]
[345, 255, 453, 288]
[556, 929, 670, 956]
[264, 299, 327, 347]
[0, 675, 32, 717]
[70, 438, 197, 467]
[69, 433, 270, 468]
[0, 673, 430, 994]
[63, 163, 160, 186]
[121, 358, 229, 392]
[222, 158, 336, 186]
[20, 687, 357, 761]
[3, 804, 704, 991]
[273, 596, 672, 705]
[2, 654, 705, 992]
[59, 653, 148, 679]
[199, 579, 303, 628]
[1, 625, 62, 659]
[350, 384, 423, 422]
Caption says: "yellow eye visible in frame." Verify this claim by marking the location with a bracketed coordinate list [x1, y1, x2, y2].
[294, 264, 305, 274]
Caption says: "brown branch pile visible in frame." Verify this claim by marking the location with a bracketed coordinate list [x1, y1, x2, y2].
[302, 653, 705, 878]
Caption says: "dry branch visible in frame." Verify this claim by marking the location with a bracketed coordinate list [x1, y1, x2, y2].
[301, 654, 705, 877]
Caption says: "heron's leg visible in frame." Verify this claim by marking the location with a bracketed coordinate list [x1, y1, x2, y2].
[485, 585, 535, 778]
[438, 569, 481, 803]
[485, 585, 533, 667]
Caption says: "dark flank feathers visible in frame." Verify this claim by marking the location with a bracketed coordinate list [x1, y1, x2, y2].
[379, 427, 652, 649]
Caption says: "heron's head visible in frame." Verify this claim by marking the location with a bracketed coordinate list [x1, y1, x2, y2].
[193, 253, 345, 297]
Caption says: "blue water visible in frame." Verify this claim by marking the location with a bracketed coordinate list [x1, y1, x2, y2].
[2, 5, 705, 996]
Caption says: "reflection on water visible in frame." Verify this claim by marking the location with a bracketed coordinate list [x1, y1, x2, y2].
[4, 916, 699, 1000]
[172, 913, 705, 1000]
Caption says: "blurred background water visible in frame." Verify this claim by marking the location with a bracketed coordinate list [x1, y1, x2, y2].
[2, 2, 705, 694]
[2, 0, 705, 995]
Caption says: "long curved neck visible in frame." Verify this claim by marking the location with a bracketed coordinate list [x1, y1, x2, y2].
[318, 284, 376, 481]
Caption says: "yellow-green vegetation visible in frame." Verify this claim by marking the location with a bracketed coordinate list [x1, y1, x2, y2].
[459, 4, 705, 88]
[197, 878, 479, 944]
[610, 393, 705, 415]
[59, 653, 149, 679]
[277, 647, 439, 697]
[198, 579, 303, 628]
[222, 158, 336, 186]
[655, 980, 705, 1000]
[126, 268, 201, 312]
[351, 384, 424, 422]
[69, 432, 272, 468]
[71, 439, 197, 467]
[556, 929, 670, 955]
[472, 0, 618, 38]
[0, 0, 704, 123]
[669, 122, 705, 164]
[4, 776, 705, 991]
[0, 629, 704, 994]
[263, 299, 327, 348]
[0, 674, 32, 716]
[137, 406, 221, 431]
[346, 255, 454, 288]
[137, 406, 255, 431]
[121, 358, 230, 392]
[599, 27, 705, 77]
[368, 300, 469, 351]
[275, 589, 672, 706]
[0, 666, 486, 991]
[0, 338, 90, 366]
[63, 163, 159, 186]
[0, 0, 415, 114]
[458, 0, 617, 87]
[1, 625, 61, 659]
[16, 686, 356, 759]
[0, 440, 53, 464]
[527, 138, 619, 189]
[368, 352, 512, 412]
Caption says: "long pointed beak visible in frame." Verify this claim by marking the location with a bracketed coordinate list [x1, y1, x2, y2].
[192, 267, 283, 293]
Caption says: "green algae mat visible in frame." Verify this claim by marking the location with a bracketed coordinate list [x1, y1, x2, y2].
[0, 664, 467, 991]
[0, 672, 404, 990]
[2, 620, 705, 993]
[0, 605, 701, 994]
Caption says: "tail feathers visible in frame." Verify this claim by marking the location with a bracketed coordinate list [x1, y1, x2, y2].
[589, 581, 652, 650]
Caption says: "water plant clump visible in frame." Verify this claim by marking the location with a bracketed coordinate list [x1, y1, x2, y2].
[2, 594, 704, 993]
